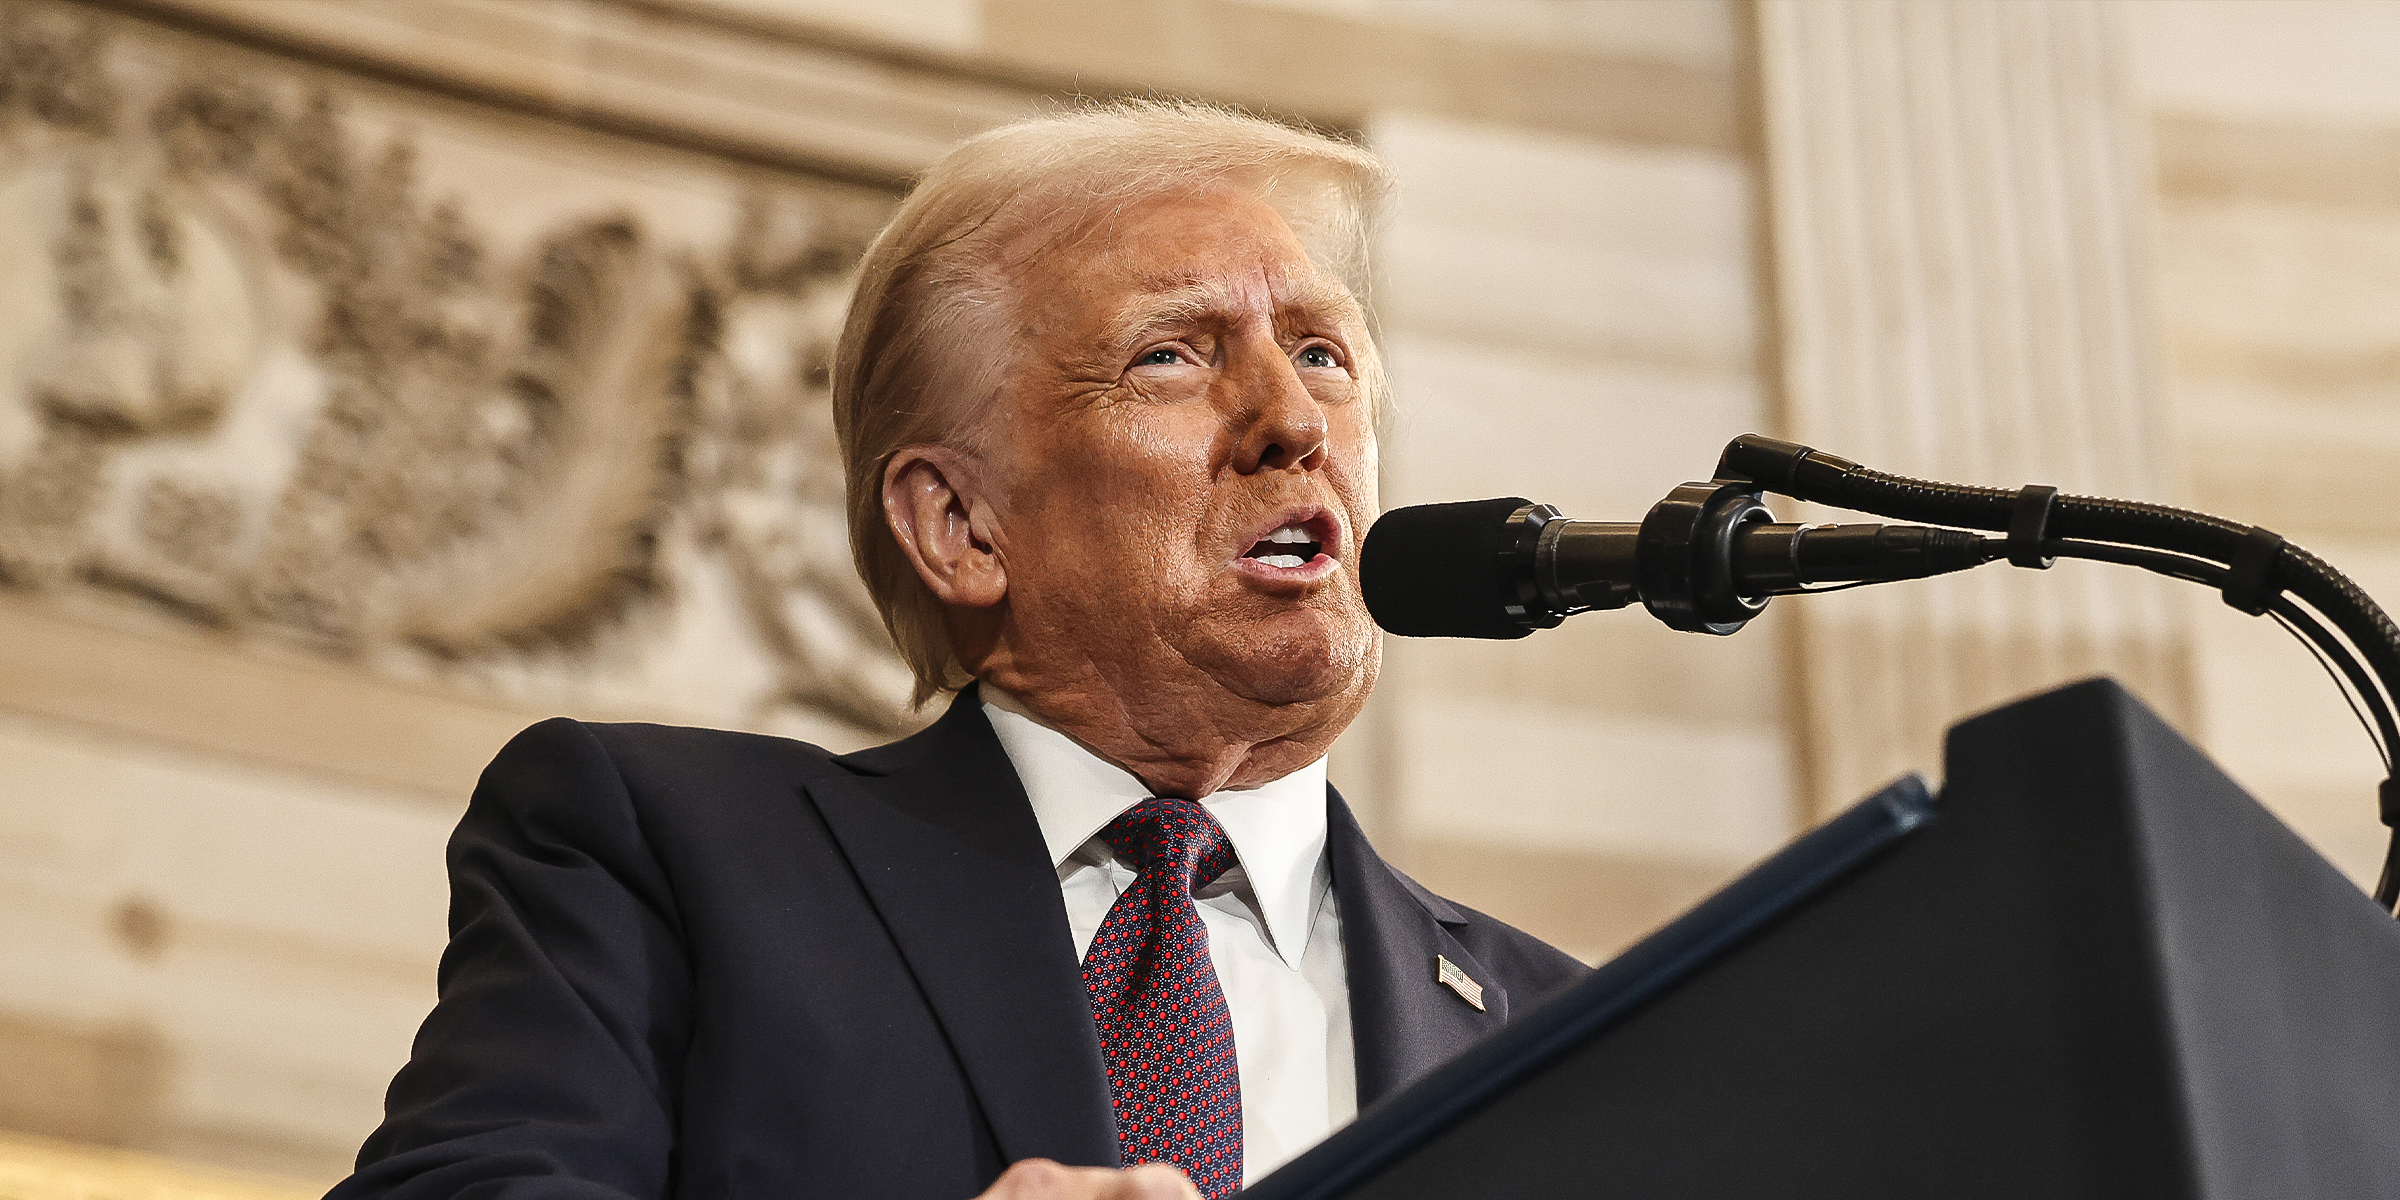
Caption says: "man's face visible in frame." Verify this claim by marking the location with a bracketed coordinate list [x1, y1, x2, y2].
[979, 186, 1381, 714]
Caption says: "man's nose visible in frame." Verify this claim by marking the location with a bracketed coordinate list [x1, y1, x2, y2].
[1227, 342, 1327, 475]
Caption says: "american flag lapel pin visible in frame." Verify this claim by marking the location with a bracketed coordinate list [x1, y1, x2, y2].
[1435, 954, 1486, 1011]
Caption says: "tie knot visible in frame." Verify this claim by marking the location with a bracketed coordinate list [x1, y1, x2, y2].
[1098, 798, 1236, 894]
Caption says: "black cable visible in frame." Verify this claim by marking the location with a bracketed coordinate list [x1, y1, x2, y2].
[2042, 538, 2399, 768]
[1720, 436, 2400, 733]
[2040, 538, 2400, 910]
[1782, 530, 2400, 765]
[2040, 538, 2218, 586]
[1721, 435, 2400, 913]
[2040, 536, 2400, 910]
[2271, 607, 2393, 770]
[1789, 578, 1908, 596]
[1825, 472, 2400, 742]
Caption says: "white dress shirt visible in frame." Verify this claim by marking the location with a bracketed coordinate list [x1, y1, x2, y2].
[980, 688, 1358, 1184]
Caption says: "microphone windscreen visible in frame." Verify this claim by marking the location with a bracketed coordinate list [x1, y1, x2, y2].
[1360, 498, 1536, 639]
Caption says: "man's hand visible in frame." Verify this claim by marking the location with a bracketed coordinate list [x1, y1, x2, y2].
[974, 1159, 1202, 1199]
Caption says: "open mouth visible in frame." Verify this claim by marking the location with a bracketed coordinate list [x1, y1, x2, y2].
[1242, 522, 1327, 569]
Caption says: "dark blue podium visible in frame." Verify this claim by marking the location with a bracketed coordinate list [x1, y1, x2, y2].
[1247, 678, 2400, 1199]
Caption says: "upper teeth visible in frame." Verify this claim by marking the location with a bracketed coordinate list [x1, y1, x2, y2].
[1265, 525, 1312, 544]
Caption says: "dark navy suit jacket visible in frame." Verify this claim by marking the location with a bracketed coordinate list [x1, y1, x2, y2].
[331, 689, 1586, 1200]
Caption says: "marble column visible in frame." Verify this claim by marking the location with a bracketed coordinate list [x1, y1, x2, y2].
[1754, 0, 2194, 814]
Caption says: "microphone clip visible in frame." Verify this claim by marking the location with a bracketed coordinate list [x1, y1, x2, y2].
[1638, 479, 1774, 636]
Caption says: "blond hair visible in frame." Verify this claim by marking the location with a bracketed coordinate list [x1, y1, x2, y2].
[831, 100, 1393, 706]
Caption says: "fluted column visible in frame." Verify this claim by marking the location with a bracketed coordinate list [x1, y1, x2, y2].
[1755, 0, 2193, 813]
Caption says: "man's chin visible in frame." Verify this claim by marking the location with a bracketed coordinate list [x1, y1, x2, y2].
[1191, 626, 1378, 709]
[1218, 665, 1351, 707]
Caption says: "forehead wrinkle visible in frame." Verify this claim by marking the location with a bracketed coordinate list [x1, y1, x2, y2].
[1271, 271, 1365, 335]
[1105, 279, 1240, 352]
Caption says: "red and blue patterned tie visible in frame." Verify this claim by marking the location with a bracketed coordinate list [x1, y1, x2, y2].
[1083, 798, 1243, 1198]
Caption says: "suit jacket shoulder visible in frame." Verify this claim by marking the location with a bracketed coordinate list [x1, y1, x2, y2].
[1322, 786, 1590, 1106]
[339, 710, 1056, 1200]
[1386, 860, 1588, 1006]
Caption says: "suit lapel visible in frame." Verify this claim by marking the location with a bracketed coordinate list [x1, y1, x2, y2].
[1327, 786, 1509, 1109]
[802, 689, 1119, 1168]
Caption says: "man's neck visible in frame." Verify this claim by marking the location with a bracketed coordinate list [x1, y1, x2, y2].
[969, 661, 1362, 799]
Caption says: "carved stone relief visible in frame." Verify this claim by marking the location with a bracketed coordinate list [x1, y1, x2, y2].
[0, 1, 915, 737]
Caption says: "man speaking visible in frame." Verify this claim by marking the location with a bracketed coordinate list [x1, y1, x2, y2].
[330, 102, 1583, 1200]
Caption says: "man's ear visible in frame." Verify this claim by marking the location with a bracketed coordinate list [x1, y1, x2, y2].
[882, 445, 1007, 609]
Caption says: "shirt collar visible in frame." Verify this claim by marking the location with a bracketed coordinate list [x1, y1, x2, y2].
[981, 686, 1329, 966]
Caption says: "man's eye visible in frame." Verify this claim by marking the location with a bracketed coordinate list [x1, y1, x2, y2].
[1296, 345, 1339, 369]
[1138, 348, 1183, 366]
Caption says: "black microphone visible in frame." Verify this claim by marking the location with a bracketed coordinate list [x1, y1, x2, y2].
[1361, 491, 2001, 639]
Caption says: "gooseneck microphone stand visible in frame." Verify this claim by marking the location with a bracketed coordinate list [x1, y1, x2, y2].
[1705, 434, 2400, 915]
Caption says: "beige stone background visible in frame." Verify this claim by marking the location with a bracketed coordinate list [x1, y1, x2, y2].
[0, 0, 2394, 1192]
